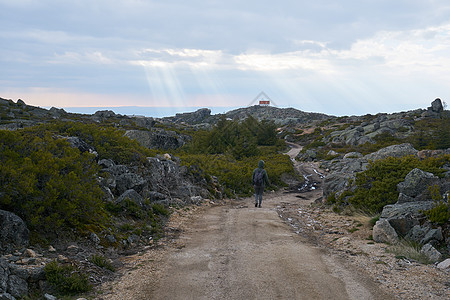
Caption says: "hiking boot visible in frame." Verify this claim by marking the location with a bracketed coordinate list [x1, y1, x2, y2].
[258, 204, 261, 208]
[255, 203, 258, 207]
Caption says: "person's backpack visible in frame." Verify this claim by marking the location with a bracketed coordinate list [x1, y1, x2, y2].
[254, 169, 264, 186]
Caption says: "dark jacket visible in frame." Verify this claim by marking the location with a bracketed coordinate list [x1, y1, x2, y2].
[252, 160, 270, 187]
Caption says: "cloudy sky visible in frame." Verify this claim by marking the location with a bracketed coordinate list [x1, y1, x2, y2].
[1, 0, 450, 116]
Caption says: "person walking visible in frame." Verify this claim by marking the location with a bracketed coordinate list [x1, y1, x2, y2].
[252, 160, 270, 208]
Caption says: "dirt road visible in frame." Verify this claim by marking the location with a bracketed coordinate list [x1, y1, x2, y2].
[146, 195, 390, 300]
[100, 144, 392, 300]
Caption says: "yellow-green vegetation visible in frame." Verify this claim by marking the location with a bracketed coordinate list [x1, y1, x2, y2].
[178, 116, 294, 196]
[327, 155, 450, 213]
[44, 260, 92, 295]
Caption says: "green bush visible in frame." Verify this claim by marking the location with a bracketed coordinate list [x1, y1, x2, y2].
[152, 203, 170, 216]
[423, 186, 450, 224]
[0, 129, 108, 233]
[183, 116, 281, 159]
[408, 116, 450, 150]
[44, 260, 91, 295]
[424, 201, 450, 225]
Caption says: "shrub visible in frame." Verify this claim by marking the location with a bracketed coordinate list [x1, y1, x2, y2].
[408, 116, 450, 150]
[44, 261, 91, 295]
[423, 186, 450, 225]
[152, 203, 170, 216]
[424, 201, 450, 224]
[183, 116, 281, 159]
[89, 254, 115, 272]
[0, 129, 108, 234]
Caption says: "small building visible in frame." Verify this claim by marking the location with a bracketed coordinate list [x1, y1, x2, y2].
[251, 91, 273, 106]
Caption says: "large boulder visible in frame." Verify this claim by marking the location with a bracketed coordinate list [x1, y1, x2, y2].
[437, 258, 450, 270]
[397, 168, 439, 201]
[421, 243, 442, 262]
[170, 108, 212, 124]
[115, 173, 146, 195]
[364, 143, 418, 161]
[429, 98, 443, 113]
[6, 275, 27, 299]
[124, 129, 191, 150]
[405, 225, 431, 243]
[0, 210, 29, 255]
[373, 219, 399, 244]
[133, 116, 155, 129]
[115, 189, 145, 207]
[380, 202, 434, 236]
[323, 173, 352, 198]
[0, 258, 9, 293]
[420, 228, 443, 245]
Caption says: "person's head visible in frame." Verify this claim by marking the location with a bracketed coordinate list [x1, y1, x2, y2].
[258, 160, 265, 168]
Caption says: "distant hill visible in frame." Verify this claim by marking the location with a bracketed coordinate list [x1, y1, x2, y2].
[161, 105, 332, 126]
[224, 105, 331, 125]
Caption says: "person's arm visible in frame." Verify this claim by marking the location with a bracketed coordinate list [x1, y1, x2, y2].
[264, 170, 270, 186]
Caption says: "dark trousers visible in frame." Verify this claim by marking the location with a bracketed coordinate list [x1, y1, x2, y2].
[254, 185, 264, 205]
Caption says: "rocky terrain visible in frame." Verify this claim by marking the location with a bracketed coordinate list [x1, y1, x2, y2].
[0, 96, 449, 299]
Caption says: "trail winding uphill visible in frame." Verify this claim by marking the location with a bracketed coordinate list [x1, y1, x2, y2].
[99, 144, 393, 300]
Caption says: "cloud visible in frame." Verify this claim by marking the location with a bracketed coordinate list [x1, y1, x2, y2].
[2, 1, 450, 116]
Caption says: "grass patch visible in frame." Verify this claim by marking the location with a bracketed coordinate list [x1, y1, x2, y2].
[89, 254, 115, 272]
[348, 227, 360, 233]
[386, 239, 432, 264]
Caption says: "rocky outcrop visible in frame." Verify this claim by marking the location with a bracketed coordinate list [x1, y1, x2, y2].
[319, 141, 449, 262]
[321, 144, 419, 197]
[372, 167, 448, 261]
[162, 108, 213, 124]
[364, 143, 418, 161]
[325, 117, 415, 146]
[1, 248, 54, 300]
[0, 211, 29, 255]
[98, 154, 213, 207]
[421, 243, 442, 262]
[224, 105, 330, 125]
[429, 98, 443, 113]
[379, 202, 434, 236]
[124, 129, 191, 150]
